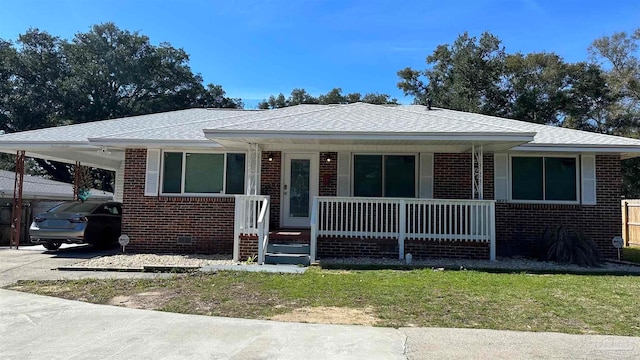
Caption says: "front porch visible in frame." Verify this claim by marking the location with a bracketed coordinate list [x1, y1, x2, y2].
[235, 195, 496, 264]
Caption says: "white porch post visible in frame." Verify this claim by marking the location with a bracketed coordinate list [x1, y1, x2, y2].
[398, 199, 406, 260]
[310, 197, 318, 263]
[247, 143, 261, 195]
[472, 144, 484, 200]
[489, 201, 496, 262]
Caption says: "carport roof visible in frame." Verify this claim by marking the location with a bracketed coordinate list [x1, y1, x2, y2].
[0, 170, 112, 200]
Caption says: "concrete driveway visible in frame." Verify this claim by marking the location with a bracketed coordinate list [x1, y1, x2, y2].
[0, 244, 167, 286]
[1, 246, 639, 359]
[1, 289, 639, 360]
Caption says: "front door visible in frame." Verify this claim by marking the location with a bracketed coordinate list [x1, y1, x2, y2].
[282, 153, 318, 228]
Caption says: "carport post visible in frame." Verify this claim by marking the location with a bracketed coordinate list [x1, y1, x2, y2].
[10, 150, 25, 249]
[73, 161, 81, 201]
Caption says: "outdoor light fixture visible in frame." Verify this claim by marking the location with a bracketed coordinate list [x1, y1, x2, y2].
[326, 154, 332, 162]
[267, 152, 274, 162]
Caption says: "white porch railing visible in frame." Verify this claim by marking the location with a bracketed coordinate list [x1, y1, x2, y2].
[310, 197, 496, 262]
[233, 195, 269, 262]
[256, 197, 270, 265]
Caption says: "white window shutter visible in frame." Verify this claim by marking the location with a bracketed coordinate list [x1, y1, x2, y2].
[494, 153, 509, 201]
[145, 149, 161, 196]
[419, 153, 434, 198]
[114, 161, 125, 202]
[337, 152, 351, 196]
[581, 154, 596, 205]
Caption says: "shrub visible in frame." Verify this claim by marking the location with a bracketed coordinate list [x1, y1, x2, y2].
[542, 225, 602, 267]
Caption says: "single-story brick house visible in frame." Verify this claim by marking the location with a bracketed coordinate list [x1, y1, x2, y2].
[1, 103, 639, 263]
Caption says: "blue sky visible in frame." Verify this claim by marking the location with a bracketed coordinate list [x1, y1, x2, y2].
[0, 0, 638, 108]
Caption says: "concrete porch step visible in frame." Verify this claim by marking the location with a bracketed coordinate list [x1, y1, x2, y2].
[267, 242, 310, 255]
[264, 253, 310, 266]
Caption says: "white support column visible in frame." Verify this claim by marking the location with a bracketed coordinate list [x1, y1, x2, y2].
[472, 144, 484, 200]
[247, 143, 261, 195]
[398, 199, 406, 260]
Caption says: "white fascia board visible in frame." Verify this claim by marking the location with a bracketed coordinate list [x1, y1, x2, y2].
[204, 130, 537, 142]
[88, 138, 223, 148]
[0, 141, 93, 150]
[513, 144, 640, 154]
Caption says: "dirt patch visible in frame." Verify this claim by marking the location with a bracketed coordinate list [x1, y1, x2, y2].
[107, 290, 179, 310]
[269, 306, 379, 326]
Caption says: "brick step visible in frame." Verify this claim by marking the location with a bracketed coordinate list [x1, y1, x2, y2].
[264, 253, 310, 266]
[267, 242, 310, 255]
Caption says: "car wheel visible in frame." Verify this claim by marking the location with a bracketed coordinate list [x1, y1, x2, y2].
[94, 228, 116, 250]
[43, 241, 62, 251]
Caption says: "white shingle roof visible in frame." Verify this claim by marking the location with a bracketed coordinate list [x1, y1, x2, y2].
[1, 102, 640, 151]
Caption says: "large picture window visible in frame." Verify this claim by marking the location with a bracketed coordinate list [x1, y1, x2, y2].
[161, 152, 246, 195]
[511, 156, 577, 202]
[353, 155, 416, 197]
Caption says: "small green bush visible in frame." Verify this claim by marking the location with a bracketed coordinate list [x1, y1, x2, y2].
[542, 225, 602, 267]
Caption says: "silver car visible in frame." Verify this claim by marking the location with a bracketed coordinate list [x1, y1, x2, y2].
[30, 201, 122, 250]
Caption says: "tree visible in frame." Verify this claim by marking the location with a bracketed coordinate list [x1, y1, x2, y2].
[62, 23, 217, 123]
[502, 52, 571, 125]
[1, 29, 68, 133]
[0, 23, 241, 185]
[257, 88, 397, 109]
[397, 31, 506, 114]
[588, 29, 640, 197]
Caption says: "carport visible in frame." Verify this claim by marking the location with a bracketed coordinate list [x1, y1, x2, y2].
[0, 127, 127, 247]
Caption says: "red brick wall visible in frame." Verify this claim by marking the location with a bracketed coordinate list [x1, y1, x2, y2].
[434, 153, 473, 199]
[405, 239, 489, 260]
[239, 235, 258, 261]
[261, 151, 281, 229]
[122, 149, 235, 254]
[318, 237, 398, 258]
[493, 155, 621, 259]
[319, 152, 337, 196]
[433, 153, 492, 199]
[317, 237, 489, 260]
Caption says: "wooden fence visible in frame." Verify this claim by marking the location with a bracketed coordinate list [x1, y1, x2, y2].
[621, 200, 640, 246]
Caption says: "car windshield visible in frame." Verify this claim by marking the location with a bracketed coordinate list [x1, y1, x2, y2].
[47, 202, 101, 213]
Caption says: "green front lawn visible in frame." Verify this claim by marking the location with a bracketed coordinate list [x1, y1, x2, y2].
[7, 268, 640, 336]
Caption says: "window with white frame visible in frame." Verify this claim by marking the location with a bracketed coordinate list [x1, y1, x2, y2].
[353, 154, 416, 197]
[511, 156, 578, 202]
[161, 152, 246, 195]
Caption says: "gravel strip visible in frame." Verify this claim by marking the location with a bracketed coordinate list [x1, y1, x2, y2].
[69, 253, 640, 274]
[319, 257, 640, 273]
[69, 254, 235, 269]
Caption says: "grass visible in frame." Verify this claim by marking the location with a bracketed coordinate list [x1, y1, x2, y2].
[6, 268, 640, 336]
[624, 246, 640, 264]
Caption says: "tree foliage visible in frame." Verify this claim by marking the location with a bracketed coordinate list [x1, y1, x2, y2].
[257, 87, 397, 109]
[0, 23, 241, 185]
[398, 29, 640, 197]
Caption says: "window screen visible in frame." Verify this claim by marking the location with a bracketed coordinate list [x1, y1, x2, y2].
[185, 153, 224, 193]
[353, 155, 382, 197]
[512, 156, 577, 201]
[545, 158, 576, 201]
[385, 155, 416, 198]
[225, 153, 246, 194]
[162, 152, 183, 193]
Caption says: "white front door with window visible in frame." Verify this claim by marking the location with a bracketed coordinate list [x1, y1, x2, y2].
[282, 153, 318, 228]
